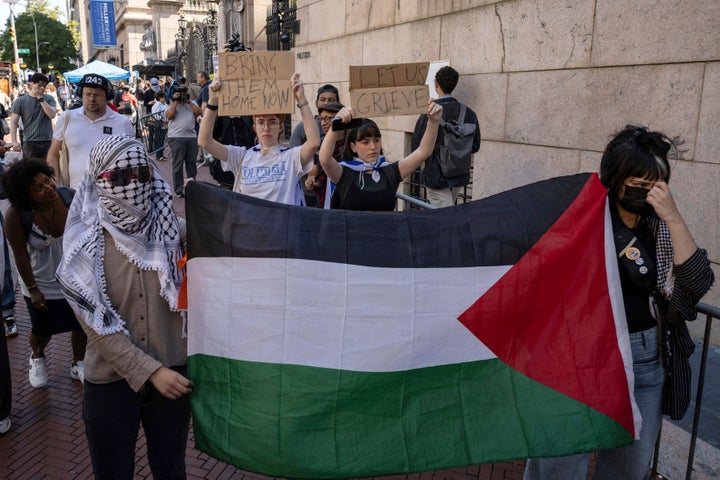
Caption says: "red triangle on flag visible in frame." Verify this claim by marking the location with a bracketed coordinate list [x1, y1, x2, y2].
[459, 174, 634, 436]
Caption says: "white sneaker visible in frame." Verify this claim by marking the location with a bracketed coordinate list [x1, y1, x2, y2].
[29, 356, 48, 388]
[70, 361, 84, 383]
[0, 417, 10, 434]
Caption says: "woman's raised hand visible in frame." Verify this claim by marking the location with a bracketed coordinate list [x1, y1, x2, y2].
[208, 78, 222, 101]
[427, 101, 443, 123]
[334, 106, 356, 124]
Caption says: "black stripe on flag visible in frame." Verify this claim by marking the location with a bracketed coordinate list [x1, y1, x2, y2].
[185, 173, 593, 269]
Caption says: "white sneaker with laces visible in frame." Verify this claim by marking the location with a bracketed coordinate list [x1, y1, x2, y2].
[0, 417, 10, 434]
[70, 361, 84, 383]
[29, 356, 48, 388]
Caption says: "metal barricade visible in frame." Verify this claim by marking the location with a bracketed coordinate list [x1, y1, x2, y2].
[137, 112, 168, 158]
[685, 302, 720, 479]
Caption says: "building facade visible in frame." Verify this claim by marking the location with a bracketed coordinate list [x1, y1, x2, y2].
[70, 0, 272, 77]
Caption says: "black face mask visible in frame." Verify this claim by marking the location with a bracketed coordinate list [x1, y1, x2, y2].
[619, 185, 654, 215]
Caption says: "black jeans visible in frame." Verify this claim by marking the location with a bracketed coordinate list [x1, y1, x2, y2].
[82, 366, 191, 480]
[22, 140, 52, 162]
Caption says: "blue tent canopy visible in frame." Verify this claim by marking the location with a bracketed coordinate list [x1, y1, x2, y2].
[63, 60, 131, 83]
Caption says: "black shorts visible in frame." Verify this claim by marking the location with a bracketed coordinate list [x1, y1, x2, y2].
[24, 296, 83, 337]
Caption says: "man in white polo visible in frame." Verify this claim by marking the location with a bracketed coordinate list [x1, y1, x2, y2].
[47, 74, 134, 188]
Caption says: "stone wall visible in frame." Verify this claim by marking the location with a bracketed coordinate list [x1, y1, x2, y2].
[293, 0, 720, 336]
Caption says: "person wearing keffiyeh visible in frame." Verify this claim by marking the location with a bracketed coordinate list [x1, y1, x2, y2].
[319, 103, 443, 211]
[56, 135, 194, 479]
[524, 125, 714, 480]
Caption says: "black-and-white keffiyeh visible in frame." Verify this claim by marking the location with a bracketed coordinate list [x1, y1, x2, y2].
[57, 135, 184, 335]
[647, 214, 674, 299]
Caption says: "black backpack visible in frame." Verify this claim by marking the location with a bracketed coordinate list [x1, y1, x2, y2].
[209, 116, 255, 189]
[20, 186, 74, 239]
[436, 104, 476, 178]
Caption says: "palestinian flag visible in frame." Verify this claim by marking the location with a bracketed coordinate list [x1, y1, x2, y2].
[185, 173, 639, 479]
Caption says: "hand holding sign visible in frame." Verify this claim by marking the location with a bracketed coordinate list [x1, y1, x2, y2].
[427, 100, 443, 123]
[217, 51, 295, 116]
[290, 73, 309, 107]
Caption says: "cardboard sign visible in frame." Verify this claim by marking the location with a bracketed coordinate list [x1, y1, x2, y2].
[217, 51, 295, 116]
[349, 62, 430, 117]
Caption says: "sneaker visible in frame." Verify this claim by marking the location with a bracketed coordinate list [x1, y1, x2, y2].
[70, 361, 84, 383]
[29, 356, 48, 388]
[0, 417, 10, 434]
[3, 316, 17, 338]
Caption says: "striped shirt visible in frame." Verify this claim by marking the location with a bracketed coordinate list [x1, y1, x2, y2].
[11, 94, 56, 142]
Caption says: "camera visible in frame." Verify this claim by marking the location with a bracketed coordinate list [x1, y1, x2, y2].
[173, 85, 189, 102]
[225, 33, 251, 53]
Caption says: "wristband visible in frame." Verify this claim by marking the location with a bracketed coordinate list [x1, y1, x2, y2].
[206, 104, 218, 111]
[26, 283, 38, 290]
[297, 101, 309, 108]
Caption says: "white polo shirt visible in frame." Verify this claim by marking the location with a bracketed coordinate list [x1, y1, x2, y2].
[53, 107, 134, 188]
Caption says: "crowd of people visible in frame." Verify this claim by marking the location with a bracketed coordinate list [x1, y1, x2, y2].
[0, 61, 713, 480]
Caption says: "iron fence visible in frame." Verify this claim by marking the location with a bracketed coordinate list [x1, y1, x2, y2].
[136, 112, 168, 159]
[651, 302, 720, 480]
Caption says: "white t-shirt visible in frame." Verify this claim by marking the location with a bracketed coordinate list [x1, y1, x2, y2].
[53, 107, 135, 189]
[223, 144, 311, 205]
[151, 101, 169, 118]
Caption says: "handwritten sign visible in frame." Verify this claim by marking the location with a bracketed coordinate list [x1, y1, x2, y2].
[349, 62, 430, 117]
[218, 51, 295, 116]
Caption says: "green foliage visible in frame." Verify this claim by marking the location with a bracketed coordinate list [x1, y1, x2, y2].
[1, 5, 78, 74]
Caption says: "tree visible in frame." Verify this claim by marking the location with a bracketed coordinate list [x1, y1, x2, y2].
[0, 1, 78, 74]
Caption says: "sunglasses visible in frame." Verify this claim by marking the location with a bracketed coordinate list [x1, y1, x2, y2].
[98, 165, 154, 187]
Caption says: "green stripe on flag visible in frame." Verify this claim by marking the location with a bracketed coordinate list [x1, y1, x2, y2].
[189, 354, 631, 478]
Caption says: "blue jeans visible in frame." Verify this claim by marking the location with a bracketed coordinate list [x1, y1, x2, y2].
[83, 366, 191, 480]
[524, 327, 664, 480]
[0, 210, 14, 317]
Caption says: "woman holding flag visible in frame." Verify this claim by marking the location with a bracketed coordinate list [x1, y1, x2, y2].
[524, 125, 714, 479]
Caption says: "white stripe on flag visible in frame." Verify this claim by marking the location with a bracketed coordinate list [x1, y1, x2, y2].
[603, 198, 641, 438]
[188, 258, 510, 372]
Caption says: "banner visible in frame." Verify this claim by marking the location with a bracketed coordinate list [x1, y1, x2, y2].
[217, 51, 295, 116]
[349, 62, 430, 117]
[184, 173, 639, 478]
[89, 0, 117, 47]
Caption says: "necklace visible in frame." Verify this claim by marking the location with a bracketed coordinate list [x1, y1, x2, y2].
[33, 201, 57, 233]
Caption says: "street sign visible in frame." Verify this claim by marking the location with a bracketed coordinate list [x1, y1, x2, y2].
[17, 48, 30, 54]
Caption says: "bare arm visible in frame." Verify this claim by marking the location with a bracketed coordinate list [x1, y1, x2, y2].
[197, 79, 228, 161]
[292, 73, 320, 165]
[319, 106, 357, 184]
[398, 102, 443, 179]
[9, 112, 20, 150]
[165, 99, 178, 120]
[47, 139, 63, 176]
[4, 208, 45, 309]
[39, 96, 57, 119]
[189, 100, 203, 117]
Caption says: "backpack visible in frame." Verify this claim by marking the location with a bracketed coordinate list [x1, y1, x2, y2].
[118, 94, 134, 115]
[209, 116, 255, 189]
[436, 104, 475, 178]
[21, 186, 74, 239]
